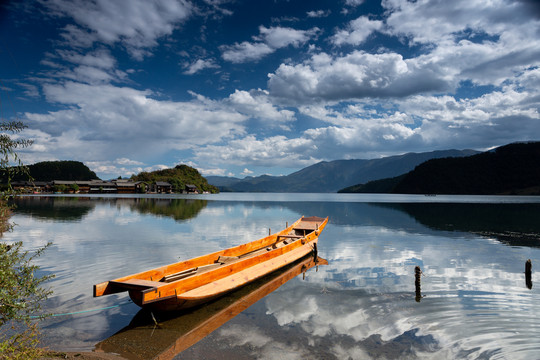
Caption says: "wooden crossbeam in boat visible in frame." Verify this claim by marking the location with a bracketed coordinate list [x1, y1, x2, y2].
[110, 279, 165, 291]
[277, 234, 302, 239]
[161, 268, 199, 283]
[217, 255, 239, 264]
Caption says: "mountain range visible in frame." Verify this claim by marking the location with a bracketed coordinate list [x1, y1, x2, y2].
[207, 149, 479, 193]
[342, 142, 540, 195]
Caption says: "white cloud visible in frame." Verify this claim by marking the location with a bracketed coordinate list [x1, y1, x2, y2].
[114, 158, 144, 166]
[21, 82, 247, 172]
[268, 51, 442, 104]
[194, 135, 319, 168]
[56, 49, 116, 69]
[42, 0, 193, 59]
[183, 58, 220, 75]
[306, 10, 330, 18]
[332, 16, 383, 46]
[198, 167, 231, 176]
[221, 26, 319, 63]
[41, 49, 128, 85]
[228, 89, 295, 124]
[258, 26, 319, 49]
[382, 0, 538, 45]
[345, 0, 365, 5]
[221, 42, 274, 63]
[241, 168, 253, 176]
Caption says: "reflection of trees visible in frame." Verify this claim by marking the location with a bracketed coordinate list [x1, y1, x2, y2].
[12, 196, 94, 221]
[380, 203, 540, 247]
[130, 198, 207, 221]
[12, 197, 207, 223]
[278, 201, 540, 248]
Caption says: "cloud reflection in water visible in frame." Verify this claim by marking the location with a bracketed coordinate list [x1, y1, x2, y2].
[4, 195, 540, 359]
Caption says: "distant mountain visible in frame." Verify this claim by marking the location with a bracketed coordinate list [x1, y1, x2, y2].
[205, 176, 243, 188]
[341, 142, 540, 195]
[208, 149, 479, 193]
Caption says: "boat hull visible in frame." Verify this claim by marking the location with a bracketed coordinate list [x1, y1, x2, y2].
[130, 238, 320, 311]
[94, 216, 328, 311]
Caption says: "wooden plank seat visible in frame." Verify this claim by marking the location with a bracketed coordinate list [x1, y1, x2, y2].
[217, 255, 239, 264]
[277, 234, 302, 239]
[161, 268, 199, 283]
[162, 262, 230, 283]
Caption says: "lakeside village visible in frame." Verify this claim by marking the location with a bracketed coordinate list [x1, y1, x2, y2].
[11, 179, 204, 194]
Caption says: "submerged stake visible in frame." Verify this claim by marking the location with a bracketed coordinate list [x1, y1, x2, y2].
[415, 266, 422, 302]
[525, 259, 533, 290]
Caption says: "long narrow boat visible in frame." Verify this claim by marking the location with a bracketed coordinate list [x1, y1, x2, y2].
[94, 216, 328, 311]
[95, 255, 327, 360]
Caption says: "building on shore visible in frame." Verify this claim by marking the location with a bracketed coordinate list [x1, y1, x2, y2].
[9, 179, 197, 194]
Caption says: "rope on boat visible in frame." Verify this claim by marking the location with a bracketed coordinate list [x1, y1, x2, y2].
[30, 299, 133, 319]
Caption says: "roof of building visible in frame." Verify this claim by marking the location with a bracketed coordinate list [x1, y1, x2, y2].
[155, 181, 172, 186]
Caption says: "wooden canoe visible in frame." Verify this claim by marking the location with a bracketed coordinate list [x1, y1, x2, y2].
[95, 255, 327, 359]
[94, 216, 328, 311]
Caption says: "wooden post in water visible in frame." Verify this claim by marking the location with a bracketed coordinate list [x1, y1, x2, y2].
[415, 266, 422, 302]
[525, 259, 533, 290]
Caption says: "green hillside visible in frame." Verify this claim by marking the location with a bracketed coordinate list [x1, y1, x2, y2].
[340, 142, 540, 195]
[131, 164, 219, 194]
[3, 160, 98, 182]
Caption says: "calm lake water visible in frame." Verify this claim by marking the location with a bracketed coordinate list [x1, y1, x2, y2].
[4, 193, 540, 359]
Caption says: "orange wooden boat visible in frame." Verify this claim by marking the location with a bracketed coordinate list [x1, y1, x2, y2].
[95, 255, 327, 359]
[94, 216, 328, 311]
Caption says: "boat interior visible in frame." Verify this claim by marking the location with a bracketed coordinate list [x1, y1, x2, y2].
[158, 217, 325, 284]
[97, 216, 327, 297]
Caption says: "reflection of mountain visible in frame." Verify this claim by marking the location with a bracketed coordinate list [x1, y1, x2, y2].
[129, 198, 207, 221]
[95, 255, 326, 360]
[273, 201, 540, 247]
[380, 203, 540, 247]
[12, 196, 94, 221]
[277, 201, 428, 231]
[13, 196, 207, 223]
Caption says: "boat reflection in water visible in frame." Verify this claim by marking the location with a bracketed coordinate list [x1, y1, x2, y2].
[95, 254, 327, 360]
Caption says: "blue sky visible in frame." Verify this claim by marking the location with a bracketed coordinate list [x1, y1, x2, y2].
[1, 0, 539, 179]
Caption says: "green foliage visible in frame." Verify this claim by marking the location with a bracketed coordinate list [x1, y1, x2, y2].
[338, 174, 405, 193]
[131, 198, 208, 221]
[0, 242, 53, 325]
[53, 184, 67, 193]
[0, 122, 33, 191]
[0, 243, 53, 360]
[0, 121, 53, 358]
[131, 164, 219, 193]
[340, 142, 540, 195]
[393, 142, 540, 195]
[11, 160, 98, 182]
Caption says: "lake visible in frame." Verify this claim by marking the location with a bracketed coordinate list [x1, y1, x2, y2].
[4, 193, 540, 359]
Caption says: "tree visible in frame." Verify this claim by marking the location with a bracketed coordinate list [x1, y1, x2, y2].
[0, 121, 53, 359]
[0, 242, 52, 359]
[0, 121, 33, 194]
[53, 184, 67, 193]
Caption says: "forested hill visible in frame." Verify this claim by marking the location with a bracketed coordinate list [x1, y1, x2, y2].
[5, 160, 98, 181]
[131, 164, 219, 193]
[340, 142, 540, 195]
